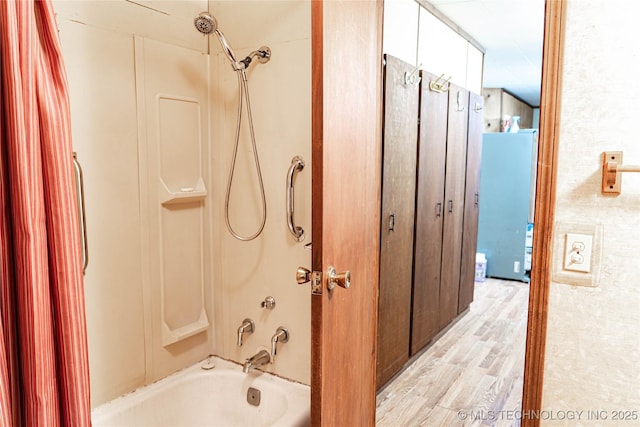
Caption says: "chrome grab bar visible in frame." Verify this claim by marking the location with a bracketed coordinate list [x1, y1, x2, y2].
[286, 156, 305, 242]
[72, 152, 88, 275]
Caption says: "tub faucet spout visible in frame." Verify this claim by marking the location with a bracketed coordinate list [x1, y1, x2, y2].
[243, 349, 271, 373]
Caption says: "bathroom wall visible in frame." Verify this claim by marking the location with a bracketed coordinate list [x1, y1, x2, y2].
[54, 0, 312, 407]
[54, 0, 215, 406]
[209, 0, 312, 385]
[541, 0, 640, 422]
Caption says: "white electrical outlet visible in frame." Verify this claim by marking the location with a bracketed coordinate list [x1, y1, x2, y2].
[553, 222, 602, 287]
[563, 233, 593, 273]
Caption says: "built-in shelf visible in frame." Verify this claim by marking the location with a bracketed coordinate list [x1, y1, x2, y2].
[159, 177, 207, 206]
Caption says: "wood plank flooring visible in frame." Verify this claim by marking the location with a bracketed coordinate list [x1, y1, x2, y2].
[376, 278, 529, 427]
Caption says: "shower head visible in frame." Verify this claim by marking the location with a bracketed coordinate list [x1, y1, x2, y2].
[194, 12, 217, 35]
[194, 12, 242, 71]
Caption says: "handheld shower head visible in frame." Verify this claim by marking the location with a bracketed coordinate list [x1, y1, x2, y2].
[214, 29, 241, 68]
[194, 12, 217, 35]
[194, 12, 242, 71]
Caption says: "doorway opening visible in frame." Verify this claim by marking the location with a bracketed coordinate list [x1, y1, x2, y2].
[378, 0, 560, 420]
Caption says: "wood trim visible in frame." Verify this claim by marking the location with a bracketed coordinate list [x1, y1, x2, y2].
[310, 0, 323, 423]
[311, 0, 323, 271]
[521, 1, 565, 425]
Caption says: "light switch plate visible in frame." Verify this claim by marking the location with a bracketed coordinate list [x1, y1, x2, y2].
[552, 222, 603, 287]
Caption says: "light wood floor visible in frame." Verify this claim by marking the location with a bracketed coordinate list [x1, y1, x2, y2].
[376, 278, 529, 427]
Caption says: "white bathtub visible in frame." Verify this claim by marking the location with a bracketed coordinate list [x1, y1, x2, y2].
[92, 357, 310, 427]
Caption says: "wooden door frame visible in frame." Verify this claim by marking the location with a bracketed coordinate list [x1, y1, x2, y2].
[521, 1, 565, 425]
[309, 0, 565, 424]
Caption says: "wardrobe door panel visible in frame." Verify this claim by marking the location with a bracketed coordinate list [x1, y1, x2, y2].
[377, 55, 419, 388]
[439, 86, 469, 329]
[411, 71, 448, 355]
[458, 92, 484, 313]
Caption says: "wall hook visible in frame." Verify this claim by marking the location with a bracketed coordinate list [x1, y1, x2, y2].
[404, 63, 422, 86]
[429, 73, 451, 93]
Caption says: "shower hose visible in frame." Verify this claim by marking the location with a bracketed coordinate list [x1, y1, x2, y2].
[224, 69, 267, 241]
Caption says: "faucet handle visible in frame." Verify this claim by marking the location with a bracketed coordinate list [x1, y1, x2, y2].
[274, 327, 289, 343]
[270, 327, 289, 362]
[237, 318, 255, 347]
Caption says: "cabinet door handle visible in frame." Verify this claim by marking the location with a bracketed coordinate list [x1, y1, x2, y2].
[448, 200, 453, 213]
[388, 213, 395, 231]
[435, 202, 442, 217]
[474, 192, 479, 206]
[456, 91, 465, 112]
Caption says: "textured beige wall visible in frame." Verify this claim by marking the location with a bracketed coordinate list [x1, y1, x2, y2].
[210, 0, 312, 384]
[542, 0, 640, 423]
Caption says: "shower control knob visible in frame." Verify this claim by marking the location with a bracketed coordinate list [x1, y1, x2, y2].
[296, 267, 311, 284]
[327, 266, 350, 290]
[261, 296, 276, 310]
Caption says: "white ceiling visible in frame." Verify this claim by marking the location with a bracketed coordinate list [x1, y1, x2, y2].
[428, 0, 545, 107]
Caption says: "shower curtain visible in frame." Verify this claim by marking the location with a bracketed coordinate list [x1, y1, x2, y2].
[0, 0, 91, 425]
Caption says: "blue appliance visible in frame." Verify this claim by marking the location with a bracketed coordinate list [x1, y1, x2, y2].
[477, 130, 537, 282]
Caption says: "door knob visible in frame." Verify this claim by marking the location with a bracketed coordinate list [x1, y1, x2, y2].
[296, 267, 311, 284]
[327, 266, 350, 290]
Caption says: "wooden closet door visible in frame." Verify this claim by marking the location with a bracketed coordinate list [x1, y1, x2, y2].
[458, 92, 484, 313]
[439, 86, 469, 329]
[376, 55, 419, 388]
[411, 71, 449, 355]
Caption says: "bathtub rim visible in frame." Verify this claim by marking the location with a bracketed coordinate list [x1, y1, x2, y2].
[91, 355, 310, 426]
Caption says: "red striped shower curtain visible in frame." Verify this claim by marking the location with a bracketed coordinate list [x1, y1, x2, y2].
[0, 0, 92, 425]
